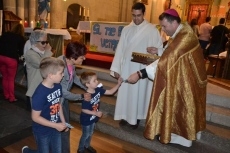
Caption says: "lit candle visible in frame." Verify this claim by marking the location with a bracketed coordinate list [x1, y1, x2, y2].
[24, 20, 28, 27]
[87, 8, 89, 17]
[30, 21, 34, 28]
[83, 7, 85, 16]
[79, 7, 81, 16]
[44, 21, 48, 29]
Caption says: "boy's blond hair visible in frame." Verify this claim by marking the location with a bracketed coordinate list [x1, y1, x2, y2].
[39, 57, 65, 79]
[80, 71, 96, 86]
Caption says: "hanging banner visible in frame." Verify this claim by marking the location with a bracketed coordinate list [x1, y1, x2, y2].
[90, 21, 128, 54]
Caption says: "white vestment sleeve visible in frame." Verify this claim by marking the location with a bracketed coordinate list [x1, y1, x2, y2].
[158, 48, 164, 56]
[146, 59, 159, 80]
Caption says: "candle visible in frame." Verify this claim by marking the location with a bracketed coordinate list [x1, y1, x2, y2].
[87, 8, 89, 17]
[44, 21, 48, 29]
[83, 7, 85, 16]
[30, 21, 34, 28]
[24, 20, 28, 27]
[79, 7, 81, 16]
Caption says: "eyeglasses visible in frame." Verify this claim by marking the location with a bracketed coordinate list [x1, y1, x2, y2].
[37, 41, 49, 45]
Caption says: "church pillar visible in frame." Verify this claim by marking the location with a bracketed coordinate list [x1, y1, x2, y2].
[29, 0, 37, 23]
[17, 0, 24, 23]
[50, 0, 63, 28]
[150, 0, 165, 24]
[3, 0, 16, 14]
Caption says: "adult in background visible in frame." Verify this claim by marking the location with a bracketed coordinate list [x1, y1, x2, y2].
[208, 18, 229, 55]
[190, 18, 199, 37]
[127, 9, 207, 147]
[58, 41, 91, 153]
[0, 23, 25, 102]
[199, 17, 212, 50]
[23, 27, 42, 110]
[24, 30, 53, 104]
[110, 2, 163, 129]
[24, 27, 43, 57]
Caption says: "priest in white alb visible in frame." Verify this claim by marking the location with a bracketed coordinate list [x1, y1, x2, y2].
[110, 2, 163, 129]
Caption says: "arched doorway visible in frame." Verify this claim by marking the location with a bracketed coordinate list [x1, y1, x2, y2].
[66, 4, 82, 29]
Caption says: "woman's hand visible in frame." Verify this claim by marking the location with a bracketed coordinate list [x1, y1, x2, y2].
[84, 93, 91, 101]
[45, 43, 52, 51]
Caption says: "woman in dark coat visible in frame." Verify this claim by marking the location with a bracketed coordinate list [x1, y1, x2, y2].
[0, 24, 25, 102]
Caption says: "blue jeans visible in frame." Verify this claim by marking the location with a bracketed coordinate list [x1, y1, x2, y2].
[23, 130, 61, 153]
[78, 123, 95, 151]
[199, 40, 209, 50]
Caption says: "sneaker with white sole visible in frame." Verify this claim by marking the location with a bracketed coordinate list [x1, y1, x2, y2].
[22, 146, 29, 153]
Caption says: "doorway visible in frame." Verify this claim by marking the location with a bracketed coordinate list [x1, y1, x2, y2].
[66, 4, 81, 29]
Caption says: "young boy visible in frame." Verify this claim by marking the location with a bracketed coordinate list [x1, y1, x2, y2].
[22, 57, 67, 153]
[77, 72, 122, 153]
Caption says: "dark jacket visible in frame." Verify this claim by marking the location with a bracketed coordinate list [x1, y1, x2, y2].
[210, 24, 229, 52]
[0, 32, 25, 61]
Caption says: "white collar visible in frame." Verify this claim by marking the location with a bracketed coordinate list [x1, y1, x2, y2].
[171, 23, 183, 39]
[31, 45, 45, 54]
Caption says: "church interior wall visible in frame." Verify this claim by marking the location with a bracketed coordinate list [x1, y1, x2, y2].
[65, 0, 121, 23]
[3, 0, 230, 29]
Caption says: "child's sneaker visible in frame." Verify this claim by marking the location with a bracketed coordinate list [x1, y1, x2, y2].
[22, 146, 29, 153]
[77, 149, 85, 153]
[85, 146, 96, 153]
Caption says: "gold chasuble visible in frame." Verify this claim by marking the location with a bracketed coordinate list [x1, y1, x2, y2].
[144, 23, 207, 144]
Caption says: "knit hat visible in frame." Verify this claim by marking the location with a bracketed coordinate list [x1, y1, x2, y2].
[164, 9, 179, 17]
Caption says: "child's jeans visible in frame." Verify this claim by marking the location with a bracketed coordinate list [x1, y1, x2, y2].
[78, 123, 95, 151]
[23, 130, 61, 153]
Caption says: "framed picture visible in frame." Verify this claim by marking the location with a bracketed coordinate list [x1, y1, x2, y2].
[141, 0, 148, 5]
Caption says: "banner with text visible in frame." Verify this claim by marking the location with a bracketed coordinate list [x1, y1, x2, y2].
[90, 22, 128, 54]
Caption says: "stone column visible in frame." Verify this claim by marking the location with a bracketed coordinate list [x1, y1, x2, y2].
[150, 0, 165, 24]
[50, 0, 63, 28]
[29, 0, 37, 23]
[17, 0, 24, 23]
[3, 0, 16, 13]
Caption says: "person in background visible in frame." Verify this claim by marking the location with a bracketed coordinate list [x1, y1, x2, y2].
[190, 18, 199, 36]
[0, 23, 25, 102]
[77, 71, 122, 153]
[24, 27, 43, 57]
[22, 57, 67, 153]
[23, 27, 42, 110]
[208, 18, 229, 55]
[58, 41, 91, 153]
[24, 30, 53, 104]
[110, 2, 163, 129]
[199, 17, 212, 50]
[127, 9, 207, 147]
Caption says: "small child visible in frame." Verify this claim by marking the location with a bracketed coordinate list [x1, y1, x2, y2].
[77, 71, 122, 153]
[22, 57, 67, 153]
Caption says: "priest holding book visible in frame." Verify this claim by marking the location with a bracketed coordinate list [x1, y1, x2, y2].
[127, 9, 207, 147]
